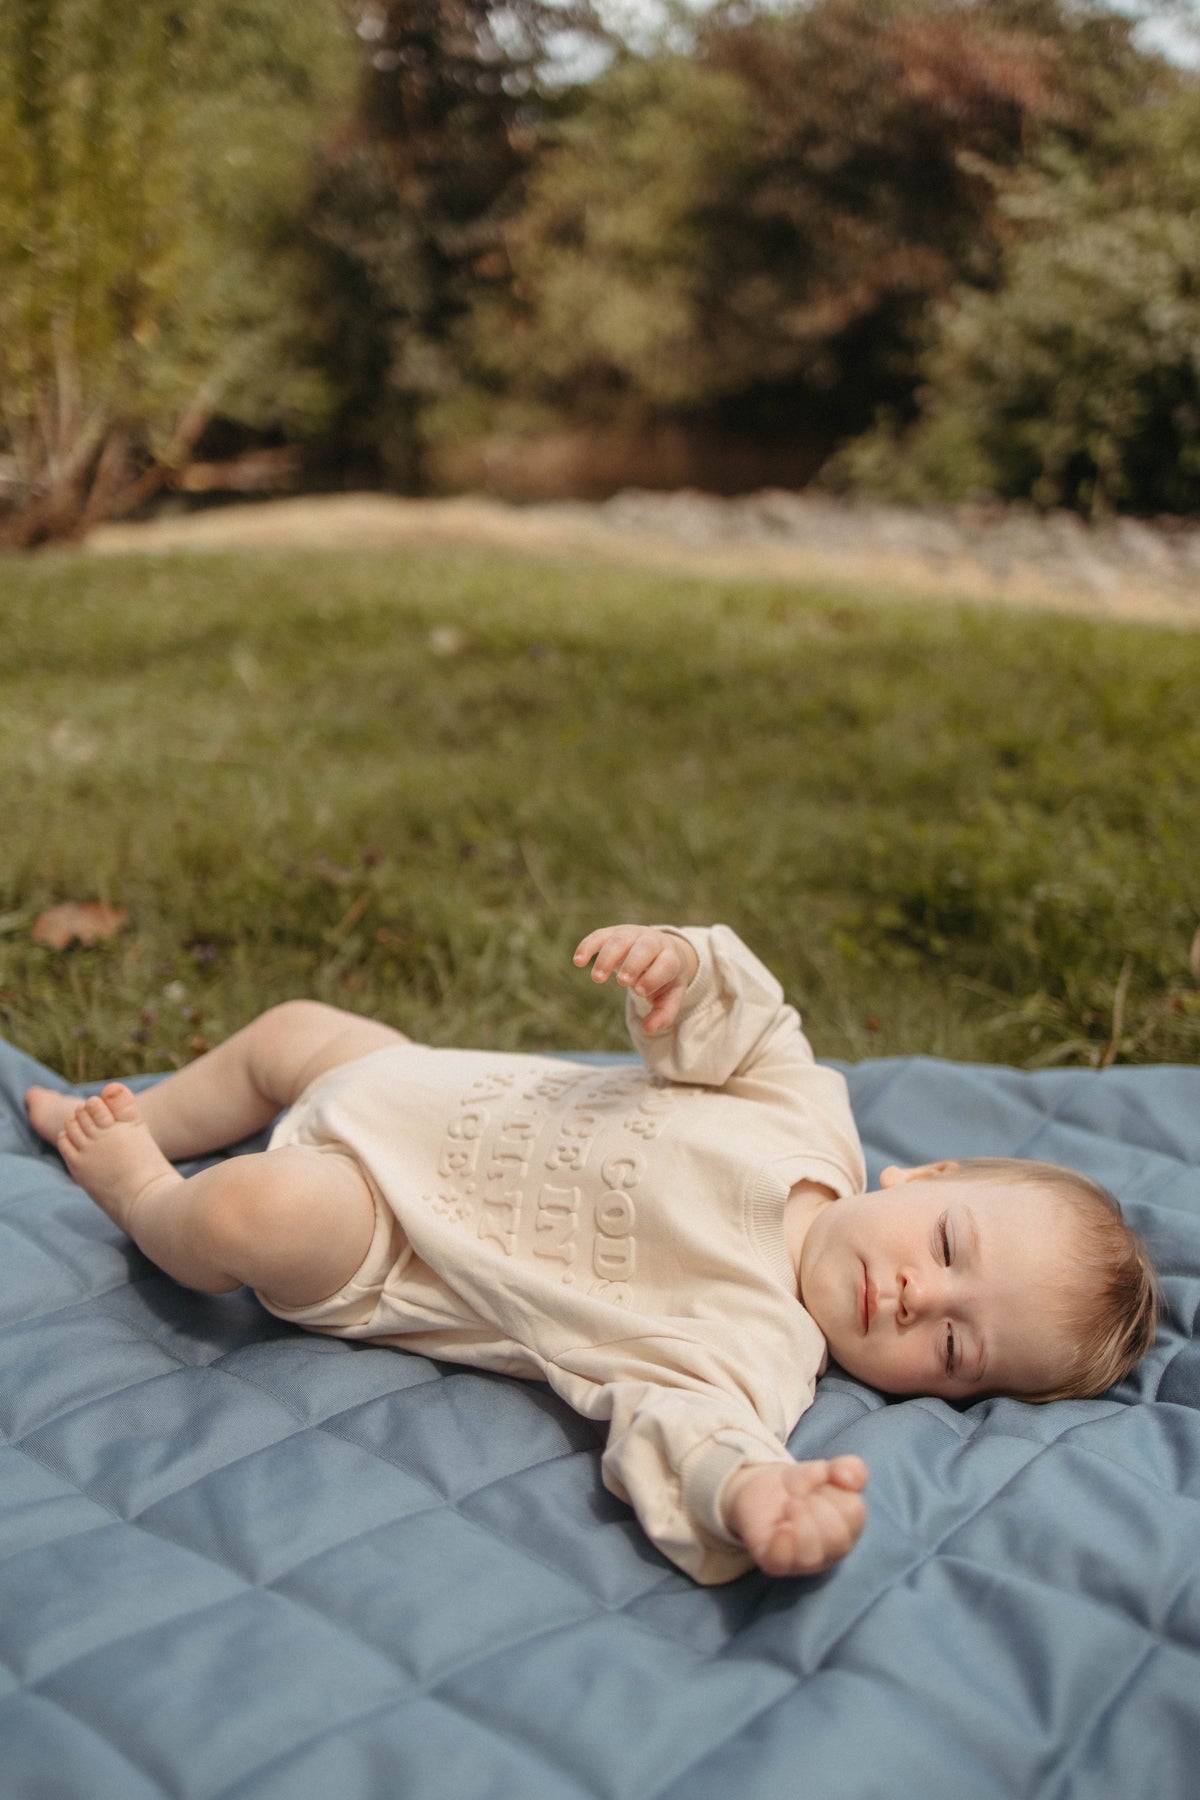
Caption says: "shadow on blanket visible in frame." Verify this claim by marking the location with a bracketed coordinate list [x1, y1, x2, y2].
[1, 1035, 1197, 1800]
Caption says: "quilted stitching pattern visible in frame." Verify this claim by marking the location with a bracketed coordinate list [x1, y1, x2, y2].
[1, 1041, 1197, 1800]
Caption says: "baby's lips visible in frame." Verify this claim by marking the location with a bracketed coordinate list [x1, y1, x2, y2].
[861, 1266, 878, 1331]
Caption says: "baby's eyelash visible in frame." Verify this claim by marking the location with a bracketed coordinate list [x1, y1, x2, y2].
[938, 1213, 952, 1266]
[945, 1325, 956, 1376]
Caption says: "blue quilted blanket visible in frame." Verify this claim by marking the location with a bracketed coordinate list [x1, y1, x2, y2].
[1, 1036, 1197, 1799]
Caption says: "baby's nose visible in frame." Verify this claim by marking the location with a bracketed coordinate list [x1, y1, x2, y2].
[898, 1269, 936, 1320]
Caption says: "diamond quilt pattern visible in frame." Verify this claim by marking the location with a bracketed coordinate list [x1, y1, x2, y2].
[1, 1038, 1197, 1800]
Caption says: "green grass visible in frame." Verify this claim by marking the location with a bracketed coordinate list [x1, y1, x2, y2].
[2, 541, 1197, 1082]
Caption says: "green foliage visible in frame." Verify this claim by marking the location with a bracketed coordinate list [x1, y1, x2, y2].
[300, 0, 610, 486]
[456, 55, 752, 417]
[0, 0, 354, 543]
[442, 0, 1154, 450]
[2, 0, 1190, 520]
[2, 543, 1197, 1078]
[826, 83, 1200, 514]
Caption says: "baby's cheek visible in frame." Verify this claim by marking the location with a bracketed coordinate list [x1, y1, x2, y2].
[857, 1339, 928, 1397]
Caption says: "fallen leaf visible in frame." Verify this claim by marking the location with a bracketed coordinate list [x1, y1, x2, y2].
[33, 901, 130, 950]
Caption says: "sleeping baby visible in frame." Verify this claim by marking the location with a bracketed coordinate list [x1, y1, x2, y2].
[25, 923, 1158, 1584]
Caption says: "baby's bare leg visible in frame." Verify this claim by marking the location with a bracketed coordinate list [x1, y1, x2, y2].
[28, 1000, 408, 1161]
[58, 1083, 375, 1304]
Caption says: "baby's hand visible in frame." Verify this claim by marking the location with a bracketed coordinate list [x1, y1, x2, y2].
[724, 1456, 868, 1579]
[573, 925, 699, 1034]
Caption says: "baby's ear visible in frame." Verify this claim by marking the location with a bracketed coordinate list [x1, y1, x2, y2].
[880, 1160, 960, 1188]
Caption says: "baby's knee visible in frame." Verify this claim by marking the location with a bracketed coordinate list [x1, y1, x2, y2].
[201, 1150, 306, 1264]
[257, 998, 349, 1045]
[252, 1000, 406, 1104]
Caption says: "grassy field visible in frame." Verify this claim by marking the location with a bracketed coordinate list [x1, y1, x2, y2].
[2, 541, 1197, 1082]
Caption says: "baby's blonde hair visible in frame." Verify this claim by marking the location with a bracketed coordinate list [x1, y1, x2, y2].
[938, 1158, 1160, 1403]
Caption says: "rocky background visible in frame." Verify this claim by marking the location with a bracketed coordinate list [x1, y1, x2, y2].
[89, 489, 1200, 630]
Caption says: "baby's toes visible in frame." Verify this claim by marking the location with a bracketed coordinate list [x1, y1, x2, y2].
[100, 1082, 140, 1125]
[84, 1095, 114, 1131]
[60, 1110, 90, 1152]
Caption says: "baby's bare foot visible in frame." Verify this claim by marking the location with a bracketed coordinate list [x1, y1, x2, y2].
[56, 1084, 181, 1230]
[25, 1084, 81, 1145]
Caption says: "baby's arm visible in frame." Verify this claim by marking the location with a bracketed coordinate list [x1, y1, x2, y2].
[722, 1457, 869, 1578]
[559, 1357, 867, 1584]
[574, 924, 699, 1035]
[576, 922, 861, 1136]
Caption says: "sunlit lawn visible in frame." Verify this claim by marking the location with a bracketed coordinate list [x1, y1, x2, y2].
[2, 541, 1197, 1082]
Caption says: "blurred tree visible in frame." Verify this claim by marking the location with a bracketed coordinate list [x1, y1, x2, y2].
[0, 0, 354, 545]
[301, 0, 609, 488]
[444, 0, 1146, 457]
[451, 54, 752, 420]
[826, 80, 1200, 514]
[693, 0, 1150, 434]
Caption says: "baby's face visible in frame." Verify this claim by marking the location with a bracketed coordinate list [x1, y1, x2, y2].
[797, 1165, 1080, 1400]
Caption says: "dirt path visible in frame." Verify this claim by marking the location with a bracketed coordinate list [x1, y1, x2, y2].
[85, 491, 1200, 629]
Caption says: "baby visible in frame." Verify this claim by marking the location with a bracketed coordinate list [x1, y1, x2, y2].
[26, 923, 1158, 1585]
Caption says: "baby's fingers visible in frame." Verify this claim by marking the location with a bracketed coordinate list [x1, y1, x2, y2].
[772, 1501, 864, 1578]
[778, 1455, 868, 1503]
[754, 1477, 867, 1578]
[574, 927, 679, 997]
[798, 1483, 867, 1571]
[574, 926, 636, 980]
[640, 982, 686, 1034]
[827, 1454, 869, 1492]
[616, 941, 675, 993]
[757, 1512, 828, 1579]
